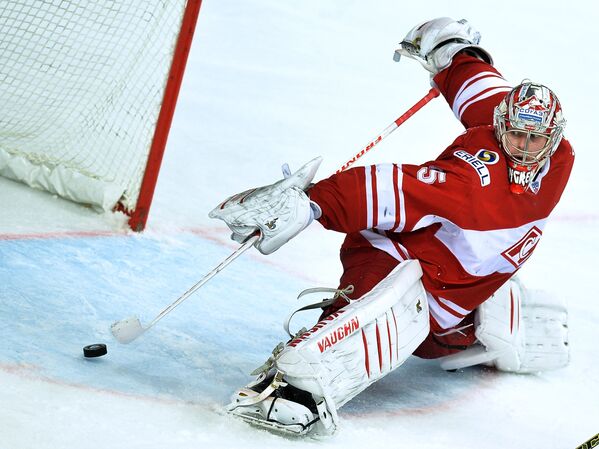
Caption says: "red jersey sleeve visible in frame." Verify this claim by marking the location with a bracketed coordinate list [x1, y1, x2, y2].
[433, 53, 512, 129]
[309, 147, 475, 235]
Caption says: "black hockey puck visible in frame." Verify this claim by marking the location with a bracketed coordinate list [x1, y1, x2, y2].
[83, 344, 107, 358]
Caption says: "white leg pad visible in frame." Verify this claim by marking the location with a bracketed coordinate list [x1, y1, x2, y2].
[439, 278, 569, 373]
[275, 260, 429, 417]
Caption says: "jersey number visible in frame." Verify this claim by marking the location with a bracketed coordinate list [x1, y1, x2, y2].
[417, 167, 446, 184]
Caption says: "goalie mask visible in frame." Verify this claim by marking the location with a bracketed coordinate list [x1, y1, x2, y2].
[493, 81, 566, 194]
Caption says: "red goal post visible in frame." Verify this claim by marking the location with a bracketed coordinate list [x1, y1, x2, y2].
[125, 0, 202, 231]
[0, 0, 203, 231]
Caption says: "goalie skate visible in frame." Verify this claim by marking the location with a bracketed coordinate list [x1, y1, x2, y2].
[226, 372, 328, 436]
[228, 388, 315, 436]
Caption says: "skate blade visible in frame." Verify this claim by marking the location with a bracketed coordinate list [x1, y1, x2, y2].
[228, 410, 311, 436]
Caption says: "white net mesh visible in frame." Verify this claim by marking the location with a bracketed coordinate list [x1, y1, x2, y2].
[0, 0, 188, 211]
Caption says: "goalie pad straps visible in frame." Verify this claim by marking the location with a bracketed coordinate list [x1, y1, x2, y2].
[275, 260, 430, 425]
[438, 278, 569, 373]
[283, 285, 355, 338]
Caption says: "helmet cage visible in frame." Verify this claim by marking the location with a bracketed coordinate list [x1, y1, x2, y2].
[501, 129, 552, 165]
[494, 81, 566, 166]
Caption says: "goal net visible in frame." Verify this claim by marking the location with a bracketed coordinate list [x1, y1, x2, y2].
[0, 0, 201, 230]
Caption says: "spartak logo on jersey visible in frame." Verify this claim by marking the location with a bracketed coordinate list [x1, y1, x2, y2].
[502, 226, 543, 268]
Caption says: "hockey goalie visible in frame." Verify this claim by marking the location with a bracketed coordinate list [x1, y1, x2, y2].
[209, 17, 573, 436]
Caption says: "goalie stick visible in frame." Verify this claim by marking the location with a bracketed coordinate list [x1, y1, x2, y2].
[110, 234, 259, 344]
[111, 87, 438, 343]
[336, 87, 440, 173]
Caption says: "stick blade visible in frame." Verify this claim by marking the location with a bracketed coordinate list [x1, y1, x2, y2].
[110, 316, 144, 344]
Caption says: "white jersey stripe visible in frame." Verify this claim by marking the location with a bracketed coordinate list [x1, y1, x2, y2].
[457, 86, 511, 119]
[452, 73, 511, 119]
[360, 229, 407, 262]
[438, 296, 470, 317]
[364, 166, 373, 229]
[363, 164, 407, 233]
[453, 71, 501, 107]
[391, 164, 401, 230]
[411, 215, 548, 276]
[371, 166, 379, 228]
[427, 292, 464, 329]
[374, 164, 397, 230]
[394, 164, 406, 233]
[391, 240, 410, 260]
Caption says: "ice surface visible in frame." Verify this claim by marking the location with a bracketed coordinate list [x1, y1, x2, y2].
[1, 1, 598, 448]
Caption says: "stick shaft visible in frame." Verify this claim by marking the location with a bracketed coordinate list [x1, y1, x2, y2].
[146, 234, 259, 329]
[336, 87, 440, 173]
[116, 88, 440, 339]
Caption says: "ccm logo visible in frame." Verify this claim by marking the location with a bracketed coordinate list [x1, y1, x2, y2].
[502, 226, 543, 268]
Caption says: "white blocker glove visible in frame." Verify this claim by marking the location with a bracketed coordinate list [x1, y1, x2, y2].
[393, 17, 492, 75]
[209, 157, 322, 255]
[439, 278, 569, 373]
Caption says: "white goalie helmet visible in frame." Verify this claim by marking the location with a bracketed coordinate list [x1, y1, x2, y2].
[493, 81, 566, 193]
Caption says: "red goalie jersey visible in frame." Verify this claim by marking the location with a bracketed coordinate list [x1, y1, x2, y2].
[309, 54, 574, 333]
